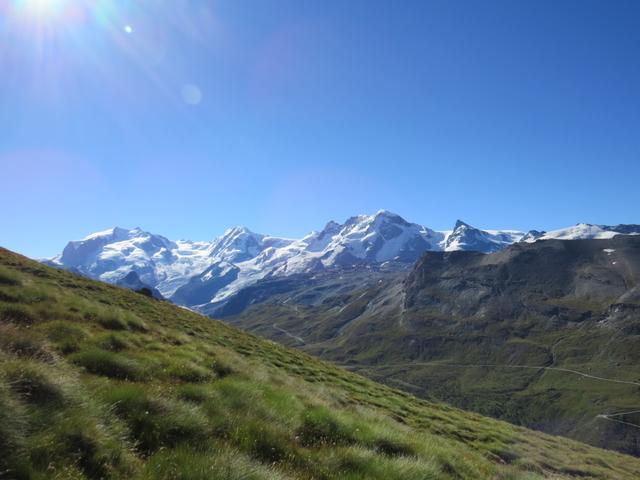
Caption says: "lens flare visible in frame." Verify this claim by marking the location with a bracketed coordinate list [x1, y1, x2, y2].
[3, 0, 221, 107]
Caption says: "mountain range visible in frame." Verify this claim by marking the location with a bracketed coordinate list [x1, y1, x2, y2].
[39, 212, 640, 456]
[46, 211, 640, 315]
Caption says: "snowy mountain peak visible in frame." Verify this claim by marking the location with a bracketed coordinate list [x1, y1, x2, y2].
[453, 219, 471, 230]
[47, 213, 639, 314]
[222, 226, 255, 238]
[339, 211, 413, 241]
[53, 226, 205, 298]
[206, 226, 295, 269]
[82, 226, 132, 241]
[62, 227, 154, 267]
[208, 227, 267, 263]
[374, 209, 402, 219]
[316, 220, 342, 241]
[521, 223, 640, 242]
[322, 220, 341, 232]
[316, 211, 444, 266]
[343, 214, 368, 227]
[372, 210, 411, 227]
[444, 220, 524, 253]
[520, 230, 546, 243]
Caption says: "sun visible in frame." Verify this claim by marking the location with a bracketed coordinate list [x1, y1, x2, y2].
[12, 0, 88, 30]
[17, 0, 68, 18]
[23, 0, 64, 11]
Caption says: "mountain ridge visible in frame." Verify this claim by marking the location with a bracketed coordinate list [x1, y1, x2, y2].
[46, 212, 640, 314]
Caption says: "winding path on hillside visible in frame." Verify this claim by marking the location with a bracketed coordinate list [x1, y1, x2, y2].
[597, 410, 640, 430]
[271, 323, 305, 345]
[339, 361, 640, 429]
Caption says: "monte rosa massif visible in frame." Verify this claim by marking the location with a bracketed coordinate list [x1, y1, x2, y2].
[46, 210, 639, 313]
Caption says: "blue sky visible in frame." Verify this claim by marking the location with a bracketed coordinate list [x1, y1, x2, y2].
[1, 0, 639, 258]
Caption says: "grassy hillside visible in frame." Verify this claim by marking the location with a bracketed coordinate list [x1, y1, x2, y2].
[1, 248, 640, 479]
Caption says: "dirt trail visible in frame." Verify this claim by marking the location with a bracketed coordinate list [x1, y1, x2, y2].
[343, 361, 640, 386]
[272, 323, 305, 345]
[340, 361, 640, 428]
[597, 410, 640, 430]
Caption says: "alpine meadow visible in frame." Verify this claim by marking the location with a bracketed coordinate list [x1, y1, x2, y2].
[2, 1, 640, 479]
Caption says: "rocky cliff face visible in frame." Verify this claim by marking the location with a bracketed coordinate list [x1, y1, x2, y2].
[404, 235, 640, 323]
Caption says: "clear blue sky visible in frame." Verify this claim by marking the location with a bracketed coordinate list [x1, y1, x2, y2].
[1, 0, 639, 258]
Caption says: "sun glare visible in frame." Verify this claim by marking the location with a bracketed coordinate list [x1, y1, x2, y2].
[11, 0, 91, 32]
[21, 0, 66, 15]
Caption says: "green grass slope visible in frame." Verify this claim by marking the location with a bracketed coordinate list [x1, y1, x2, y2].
[1, 248, 639, 480]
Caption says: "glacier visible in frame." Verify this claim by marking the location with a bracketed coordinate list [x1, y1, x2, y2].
[47, 212, 640, 311]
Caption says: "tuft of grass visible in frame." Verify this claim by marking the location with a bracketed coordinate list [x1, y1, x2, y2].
[212, 359, 233, 378]
[139, 446, 288, 480]
[95, 313, 129, 331]
[230, 418, 292, 463]
[0, 303, 37, 325]
[176, 384, 211, 403]
[40, 320, 89, 354]
[104, 385, 210, 454]
[164, 361, 212, 383]
[3, 361, 65, 405]
[296, 406, 356, 447]
[372, 437, 415, 457]
[71, 348, 147, 381]
[0, 289, 20, 302]
[0, 358, 136, 480]
[98, 333, 133, 352]
[0, 266, 21, 286]
[28, 409, 136, 479]
[0, 380, 30, 479]
[491, 468, 545, 480]
[0, 324, 54, 361]
[126, 314, 149, 332]
[56, 421, 125, 479]
[317, 445, 441, 480]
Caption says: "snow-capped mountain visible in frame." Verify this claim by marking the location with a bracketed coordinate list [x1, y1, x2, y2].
[521, 223, 640, 243]
[51, 227, 213, 297]
[208, 227, 294, 264]
[172, 210, 446, 306]
[320, 211, 445, 264]
[443, 220, 524, 253]
[48, 213, 640, 313]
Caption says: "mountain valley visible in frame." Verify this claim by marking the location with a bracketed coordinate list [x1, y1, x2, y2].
[225, 235, 640, 456]
[43, 212, 640, 458]
[5, 248, 640, 479]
